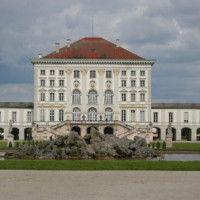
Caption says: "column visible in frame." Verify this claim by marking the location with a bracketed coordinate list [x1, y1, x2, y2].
[98, 70, 105, 118]
[81, 69, 88, 116]
[65, 69, 72, 120]
[113, 69, 120, 120]
[176, 128, 181, 141]
[161, 127, 166, 141]
[192, 127, 197, 141]
[19, 127, 25, 140]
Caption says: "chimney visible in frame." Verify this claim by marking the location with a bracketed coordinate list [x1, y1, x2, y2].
[55, 43, 60, 53]
[67, 39, 71, 48]
[116, 39, 120, 48]
[38, 53, 43, 59]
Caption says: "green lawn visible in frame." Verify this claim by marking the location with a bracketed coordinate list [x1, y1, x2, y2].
[171, 143, 200, 151]
[0, 160, 200, 171]
[0, 141, 24, 149]
[0, 141, 7, 147]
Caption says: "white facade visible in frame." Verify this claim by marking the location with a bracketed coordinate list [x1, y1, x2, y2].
[0, 103, 33, 140]
[152, 103, 200, 141]
[32, 59, 154, 128]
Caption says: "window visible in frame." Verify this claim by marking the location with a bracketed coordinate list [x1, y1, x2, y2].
[40, 93, 45, 101]
[140, 71, 145, 76]
[140, 93, 145, 101]
[50, 93, 55, 101]
[12, 112, 17, 122]
[74, 70, 80, 78]
[140, 111, 145, 122]
[88, 108, 97, 121]
[121, 93, 126, 102]
[50, 80, 55, 87]
[50, 110, 54, 121]
[40, 110, 45, 121]
[88, 90, 97, 104]
[131, 70, 136, 76]
[59, 93, 64, 101]
[50, 70, 55, 75]
[40, 70, 45, 75]
[121, 110, 126, 121]
[121, 80, 126, 87]
[131, 80, 136, 87]
[131, 110, 136, 121]
[153, 112, 158, 123]
[72, 108, 81, 121]
[72, 90, 81, 104]
[90, 70, 96, 78]
[169, 112, 173, 122]
[184, 112, 189, 123]
[59, 70, 64, 76]
[59, 80, 64, 87]
[27, 111, 32, 122]
[131, 93, 136, 102]
[106, 71, 112, 78]
[140, 80, 145, 87]
[121, 70, 126, 76]
[40, 80, 45, 87]
[59, 110, 64, 121]
[104, 90, 113, 104]
[105, 108, 113, 121]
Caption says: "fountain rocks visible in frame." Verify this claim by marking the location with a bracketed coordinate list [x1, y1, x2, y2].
[8, 128, 157, 159]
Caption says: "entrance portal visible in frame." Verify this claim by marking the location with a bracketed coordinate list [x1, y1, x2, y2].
[104, 127, 114, 135]
[181, 128, 191, 141]
[12, 128, 19, 140]
[71, 126, 81, 135]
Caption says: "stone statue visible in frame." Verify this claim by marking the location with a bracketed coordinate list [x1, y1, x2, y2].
[32, 122, 35, 132]
[167, 122, 173, 137]
[9, 120, 13, 134]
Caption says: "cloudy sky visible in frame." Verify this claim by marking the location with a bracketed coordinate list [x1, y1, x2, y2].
[0, 0, 200, 102]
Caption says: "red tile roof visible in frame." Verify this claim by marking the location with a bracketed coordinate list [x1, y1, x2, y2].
[42, 37, 144, 60]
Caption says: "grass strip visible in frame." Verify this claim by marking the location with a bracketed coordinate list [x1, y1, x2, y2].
[0, 160, 200, 171]
[172, 143, 200, 151]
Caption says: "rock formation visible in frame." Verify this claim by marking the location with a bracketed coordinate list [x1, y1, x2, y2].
[10, 128, 156, 159]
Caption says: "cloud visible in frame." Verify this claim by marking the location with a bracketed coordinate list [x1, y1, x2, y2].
[0, 0, 200, 103]
[0, 84, 33, 102]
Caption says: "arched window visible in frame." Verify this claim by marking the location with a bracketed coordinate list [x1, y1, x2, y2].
[72, 108, 81, 121]
[88, 90, 97, 104]
[88, 107, 97, 121]
[72, 90, 81, 104]
[105, 108, 113, 121]
[104, 90, 113, 104]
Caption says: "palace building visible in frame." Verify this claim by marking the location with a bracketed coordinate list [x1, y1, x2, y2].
[0, 37, 200, 141]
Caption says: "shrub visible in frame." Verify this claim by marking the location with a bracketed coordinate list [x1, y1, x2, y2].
[35, 141, 39, 146]
[156, 142, 160, 150]
[31, 140, 35, 146]
[152, 142, 155, 149]
[162, 141, 166, 150]
[56, 148, 63, 156]
[8, 141, 13, 148]
[15, 142, 19, 148]
[27, 140, 31, 146]
[148, 143, 151, 148]
[23, 141, 26, 145]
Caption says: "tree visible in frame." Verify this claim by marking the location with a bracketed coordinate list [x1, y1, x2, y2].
[8, 141, 13, 148]
[156, 142, 160, 150]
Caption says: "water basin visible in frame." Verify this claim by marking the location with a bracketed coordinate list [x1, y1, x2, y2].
[163, 154, 200, 161]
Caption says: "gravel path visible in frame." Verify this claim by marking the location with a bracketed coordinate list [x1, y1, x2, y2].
[0, 170, 200, 200]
